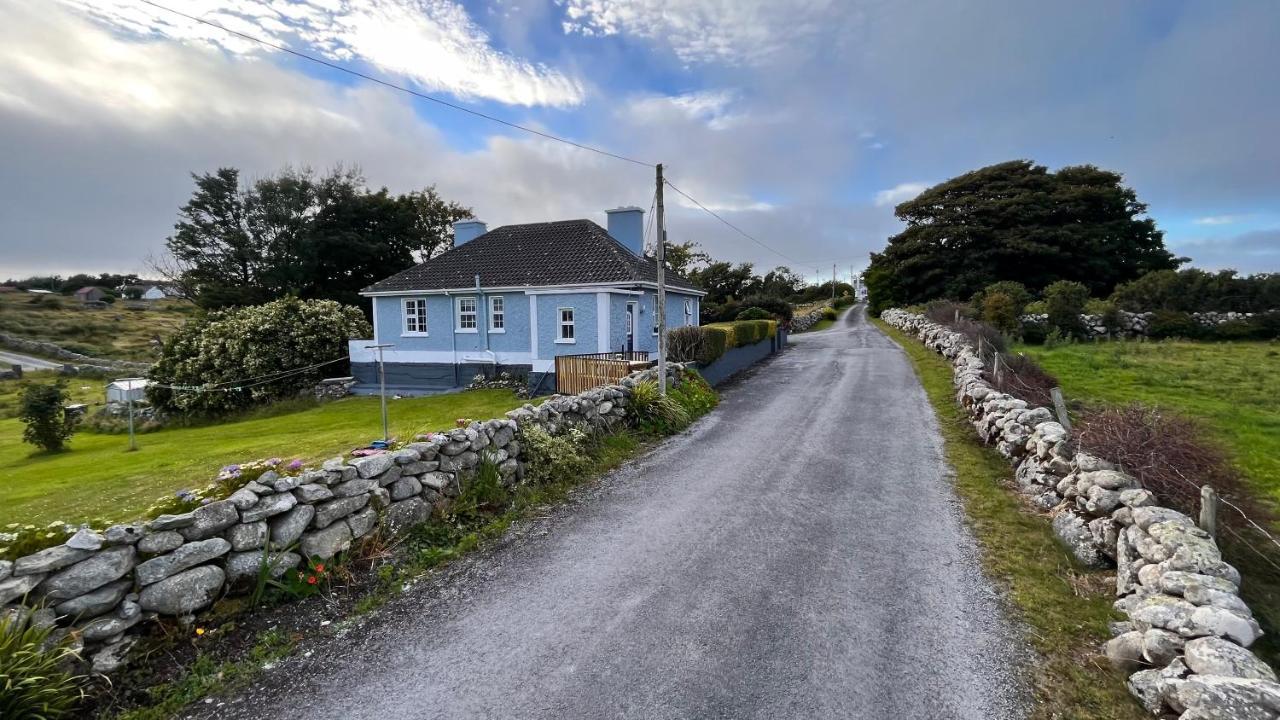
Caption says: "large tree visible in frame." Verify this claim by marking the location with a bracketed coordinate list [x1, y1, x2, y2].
[865, 160, 1181, 312]
[160, 167, 471, 309]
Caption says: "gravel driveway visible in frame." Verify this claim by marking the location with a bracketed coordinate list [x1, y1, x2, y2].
[195, 305, 1029, 720]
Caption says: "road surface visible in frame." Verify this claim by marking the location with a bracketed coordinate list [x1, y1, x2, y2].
[202, 305, 1029, 720]
[0, 349, 62, 371]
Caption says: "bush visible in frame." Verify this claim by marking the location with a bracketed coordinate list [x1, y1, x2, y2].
[821, 307, 838, 321]
[629, 380, 691, 433]
[1247, 311, 1280, 339]
[699, 326, 729, 365]
[19, 381, 75, 452]
[1043, 280, 1090, 337]
[148, 297, 370, 415]
[736, 307, 771, 321]
[974, 281, 1032, 316]
[1024, 300, 1047, 315]
[923, 300, 972, 326]
[0, 610, 85, 719]
[703, 319, 776, 349]
[991, 352, 1059, 407]
[1146, 310, 1201, 339]
[667, 326, 706, 363]
[980, 291, 1020, 336]
[1084, 298, 1122, 333]
[1020, 322, 1048, 345]
[518, 424, 591, 485]
[737, 295, 794, 322]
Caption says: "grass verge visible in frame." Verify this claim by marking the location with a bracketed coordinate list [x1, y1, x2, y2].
[875, 318, 1145, 720]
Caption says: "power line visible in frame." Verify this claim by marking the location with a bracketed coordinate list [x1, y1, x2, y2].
[149, 355, 351, 393]
[137, 0, 654, 168]
[662, 179, 804, 265]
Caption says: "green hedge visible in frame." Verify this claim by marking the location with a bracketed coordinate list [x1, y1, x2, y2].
[698, 326, 729, 365]
[703, 319, 778, 349]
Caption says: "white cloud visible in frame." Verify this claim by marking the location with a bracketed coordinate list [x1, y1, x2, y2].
[59, 0, 585, 107]
[1193, 215, 1241, 226]
[558, 0, 846, 65]
[874, 182, 929, 207]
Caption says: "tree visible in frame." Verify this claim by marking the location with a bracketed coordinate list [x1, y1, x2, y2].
[981, 291, 1020, 336]
[687, 261, 757, 305]
[1110, 268, 1280, 313]
[1044, 280, 1090, 337]
[663, 240, 711, 276]
[159, 167, 471, 311]
[865, 160, 1180, 311]
[147, 297, 371, 415]
[758, 267, 806, 298]
[20, 381, 75, 452]
[973, 280, 1032, 317]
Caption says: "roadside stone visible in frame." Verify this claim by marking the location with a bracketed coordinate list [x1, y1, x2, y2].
[300, 522, 352, 560]
[226, 487, 259, 510]
[1133, 506, 1194, 531]
[1186, 584, 1252, 615]
[438, 451, 479, 472]
[332, 476, 377, 498]
[401, 460, 439, 475]
[350, 452, 394, 478]
[391, 448, 419, 465]
[178, 501, 240, 541]
[135, 538, 230, 586]
[293, 484, 333, 504]
[383, 498, 429, 536]
[1141, 628, 1185, 666]
[1189, 605, 1263, 646]
[224, 550, 301, 587]
[1104, 630, 1146, 672]
[81, 612, 142, 642]
[269, 504, 315, 549]
[271, 475, 301, 493]
[0, 560, 10, 582]
[374, 466, 403, 487]
[0, 573, 45, 604]
[104, 524, 144, 546]
[1120, 489, 1157, 509]
[54, 578, 131, 620]
[138, 565, 225, 615]
[13, 544, 93, 576]
[1125, 668, 1167, 715]
[137, 531, 184, 555]
[1051, 511, 1107, 568]
[66, 528, 106, 551]
[40, 546, 136, 600]
[347, 507, 377, 539]
[1173, 676, 1280, 720]
[313, 495, 369, 529]
[1185, 636, 1278, 681]
[1160, 571, 1238, 597]
[91, 638, 136, 674]
[1131, 595, 1197, 635]
[148, 511, 197, 531]
[226, 522, 268, 552]
[420, 472, 451, 492]
[240, 492, 297, 523]
[389, 476, 422, 501]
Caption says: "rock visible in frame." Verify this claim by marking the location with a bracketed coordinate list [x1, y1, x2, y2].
[332, 476, 376, 498]
[54, 578, 131, 620]
[91, 637, 137, 674]
[104, 524, 144, 546]
[374, 467, 403, 487]
[1186, 585, 1252, 616]
[383, 498, 429, 536]
[1173, 676, 1280, 720]
[271, 475, 301, 493]
[1104, 630, 1146, 672]
[137, 531, 184, 555]
[226, 522, 268, 552]
[1133, 507, 1194, 531]
[1189, 605, 1263, 646]
[401, 460, 439, 475]
[179, 501, 240, 541]
[81, 612, 142, 642]
[1131, 595, 1198, 635]
[1109, 620, 1136, 636]
[268, 505, 315, 549]
[1203, 562, 1243, 588]
[1141, 628, 1185, 666]
[391, 448, 419, 465]
[29, 607, 56, 630]
[226, 487, 259, 510]
[369, 487, 391, 510]
[0, 572, 45, 604]
[313, 495, 369, 529]
[347, 507, 378, 539]
[66, 528, 106, 551]
[1085, 486, 1123, 514]
[389, 476, 422, 501]
[1185, 637, 1278, 681]
[13, 544, 93, 576]
[138, 565, 225, 615]
[40, 546, 136, 600]
[293, 484, 333, 504]
[1120, 489, 1157, 509]
[224, 550, 301, 587]
[1080, 469, 1138, 491]
[299, 522, 352, 560]
[135, 538, 230, 586]
[0, 560, 10, 582]
[1051, 511, 1108, 568]
[240, 492, 297, 523]
[1160, 571, 1238, 597]
[243, 480, 273, 495]
[438, 451, 479, 472]
[420, 472, 452, 492]
[1126, 668, 1168, 715]
[349, 453, 394, 479]
[148, 511, 197, 531]
[1075, 453, 1115, 472]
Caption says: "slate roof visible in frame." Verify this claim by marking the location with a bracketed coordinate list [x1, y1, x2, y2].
[362, 219, 701, 294]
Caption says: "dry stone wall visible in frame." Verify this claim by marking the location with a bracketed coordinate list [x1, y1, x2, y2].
[0, 332, 151, 375]
[1021, 310, 1265, 339]
[882, 308, 1280, 719]
[0, 363, 688, 676]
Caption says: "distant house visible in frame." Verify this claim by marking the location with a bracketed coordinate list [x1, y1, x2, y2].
[74, 286, 107, 303]
[352, 207, 705, 393]
[106, 378, 150, 403]
[142, 286, 169, 301]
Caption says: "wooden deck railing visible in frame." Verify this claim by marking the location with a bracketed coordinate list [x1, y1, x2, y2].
[554, 351, 651, 394]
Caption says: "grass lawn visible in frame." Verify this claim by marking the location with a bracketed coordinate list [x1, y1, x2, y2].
[0, 389, 528, 527]
[0, 292, 194, 361]
[0, 370, 104, 419]
[1018, 339, 1280, 508]
[877, 319, 1145, 719]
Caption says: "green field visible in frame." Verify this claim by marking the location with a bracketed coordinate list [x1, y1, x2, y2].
[0, 389, 527, 527]
[1020, 339, 1280, 507]
[0, 291, 193, 361]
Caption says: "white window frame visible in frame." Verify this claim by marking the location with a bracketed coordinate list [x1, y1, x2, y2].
[652, 295, 660, 335]
[456, 296, 478, 333]
[683, 299, 694, 326]
[489, 296, 505, 333]
[402, 298, 428, 336]
[556, 307, 576, 343]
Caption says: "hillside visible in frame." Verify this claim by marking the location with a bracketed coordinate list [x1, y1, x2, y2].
[0, 291, 194, 362]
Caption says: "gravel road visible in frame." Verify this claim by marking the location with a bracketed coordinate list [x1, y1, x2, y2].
[197, 305, 1029, 720]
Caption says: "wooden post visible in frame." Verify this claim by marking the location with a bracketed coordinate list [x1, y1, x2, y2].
[1199, 485, 1219, 539]
[993, 353, 1003, 387]
[1050, 387, 1072, 435]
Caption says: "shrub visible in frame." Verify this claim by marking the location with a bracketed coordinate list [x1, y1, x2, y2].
[1024, 300, 1048, 315]
[629, 380, 690, 433]
[19, 381, 75, 452]
[0, 610, 85, 719]
[698, 326, 729, 365]
[1043, 280, 1090, 337]
[923, 300, 972, 326]
[1147, 310, 1201, 340]
[669, 371, 718, 420]
[980, 291, 1020, 336]
[976, 281, 1032, 315]
[1084, 298, 1122, 333]
[1020, 322, 1048, 345]
[821, 307, 838, 321]
[148, 297, 370, 415]
[991, 352, 1059, 407]
[518, 424, 591, 485]
[667, 326, 705, 363]
[737, 295, 794, 322]
[736, 307, 771, 321]
[1247, 311, 1280, 339]
[703, 320, 776, 349]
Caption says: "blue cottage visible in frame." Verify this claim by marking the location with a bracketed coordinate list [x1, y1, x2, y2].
[352, 207, 704, 393]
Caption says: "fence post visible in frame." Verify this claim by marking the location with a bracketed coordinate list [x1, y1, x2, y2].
[993, 353, 1003, 387]
[1199, 485, 1219, 539]
[1050, 387, 1072, 435]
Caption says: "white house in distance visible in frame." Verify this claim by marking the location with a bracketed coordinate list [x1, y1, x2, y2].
[106, 378, 150, 403]
[141, 286, 169, 301]
[351, 206, 705, 393]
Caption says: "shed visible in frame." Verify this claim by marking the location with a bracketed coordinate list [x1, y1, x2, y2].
[142, 286, 168, 301]
[107, 378, 150, 403]
[75, 286, 107, 303]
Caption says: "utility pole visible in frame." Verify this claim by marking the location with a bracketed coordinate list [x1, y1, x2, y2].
[365, 343, 394, 443]
[655, 163, 667, 396]
[831, 264, 836, 303]
[126, 389, 137, 452]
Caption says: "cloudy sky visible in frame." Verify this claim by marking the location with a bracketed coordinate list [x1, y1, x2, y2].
[2, 0, 1278, 281]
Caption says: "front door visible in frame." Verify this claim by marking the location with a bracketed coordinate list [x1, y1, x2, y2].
[626, 302, 637, 352]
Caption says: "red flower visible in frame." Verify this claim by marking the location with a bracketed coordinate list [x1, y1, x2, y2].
[314, 563, 326, 574]
[307, 575, 317, 585]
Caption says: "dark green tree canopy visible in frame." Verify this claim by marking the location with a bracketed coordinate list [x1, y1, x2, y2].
[160, 166, 471, 310]
[865, 160, 1181, 311]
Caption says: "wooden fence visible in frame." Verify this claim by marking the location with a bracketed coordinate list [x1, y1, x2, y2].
[554, 351, 651, 394]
